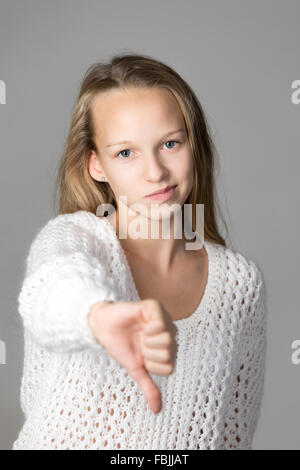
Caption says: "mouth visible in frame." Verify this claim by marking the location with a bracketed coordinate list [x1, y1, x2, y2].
[146, 184, 177, 197]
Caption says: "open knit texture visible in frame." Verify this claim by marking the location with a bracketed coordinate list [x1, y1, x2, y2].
[12, 210, 267, 450]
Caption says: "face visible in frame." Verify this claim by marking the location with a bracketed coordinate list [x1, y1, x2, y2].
[88, 87, 194, 224]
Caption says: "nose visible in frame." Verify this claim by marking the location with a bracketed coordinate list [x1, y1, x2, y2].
[142, 151, 169, 182]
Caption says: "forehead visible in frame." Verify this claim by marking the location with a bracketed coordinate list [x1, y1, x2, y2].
[91, 87, 185, 139]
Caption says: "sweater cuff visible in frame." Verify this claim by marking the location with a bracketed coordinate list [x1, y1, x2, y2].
[75, 288, 118, 353]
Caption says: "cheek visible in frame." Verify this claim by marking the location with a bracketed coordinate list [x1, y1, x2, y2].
[111, 176, 137, 200]
[172, 150, 194, 178]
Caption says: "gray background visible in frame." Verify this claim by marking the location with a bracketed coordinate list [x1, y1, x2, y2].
[0, 0, 299, 450]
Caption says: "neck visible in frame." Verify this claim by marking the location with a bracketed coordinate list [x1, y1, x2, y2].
[107, 205, 201, 273]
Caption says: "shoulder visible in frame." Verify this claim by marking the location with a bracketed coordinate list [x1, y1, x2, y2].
[25, 211, 112, 272]
[30, 210, 96, 237]
[226, 243, 263, 288]
[210, 241, 266, 307]
[29, 210, 109, 247]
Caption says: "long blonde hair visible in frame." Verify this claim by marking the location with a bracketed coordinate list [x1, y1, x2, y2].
[53, 52, 229, 246]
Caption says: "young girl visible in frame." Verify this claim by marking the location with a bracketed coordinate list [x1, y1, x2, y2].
[12, 53, 267, 450]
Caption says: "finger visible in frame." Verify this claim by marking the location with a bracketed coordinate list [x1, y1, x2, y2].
[142, 346, 172, 364]
[128, 364, 162, 414]
[143, 321, 166, 336]
[143, 331, 174, 348]
[143, 358, 174, 376]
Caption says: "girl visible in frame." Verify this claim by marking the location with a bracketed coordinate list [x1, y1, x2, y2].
[12, 53, 267, 450]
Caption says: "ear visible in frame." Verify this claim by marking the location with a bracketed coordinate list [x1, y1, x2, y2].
[88, 150, 106, 181]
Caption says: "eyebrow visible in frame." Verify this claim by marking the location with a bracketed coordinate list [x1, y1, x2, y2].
[105, 128, 185, 148]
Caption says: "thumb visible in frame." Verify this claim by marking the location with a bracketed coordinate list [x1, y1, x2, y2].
[129, 364, 162, 414]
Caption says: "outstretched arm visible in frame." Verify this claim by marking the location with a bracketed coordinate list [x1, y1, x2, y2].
[17, 215, 121, 354]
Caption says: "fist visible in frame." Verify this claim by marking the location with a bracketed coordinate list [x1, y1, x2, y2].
[87, 298, 178, 414]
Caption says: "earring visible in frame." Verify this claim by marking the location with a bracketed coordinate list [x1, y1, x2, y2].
[100, 176, 105, 181]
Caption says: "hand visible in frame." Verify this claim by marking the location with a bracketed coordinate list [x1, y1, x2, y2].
[87, 299, 178, 414]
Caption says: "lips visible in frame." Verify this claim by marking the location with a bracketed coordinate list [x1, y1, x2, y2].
[146, 184, 177, 197]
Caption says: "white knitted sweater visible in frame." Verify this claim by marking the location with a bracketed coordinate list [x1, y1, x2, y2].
[12, 210, 267, 450]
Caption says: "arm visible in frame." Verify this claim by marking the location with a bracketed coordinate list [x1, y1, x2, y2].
[221, 266, 267, 450]
[17, 215, 121, 354]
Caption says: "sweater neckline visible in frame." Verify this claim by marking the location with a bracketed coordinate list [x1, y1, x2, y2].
[93, 213, 220, 330]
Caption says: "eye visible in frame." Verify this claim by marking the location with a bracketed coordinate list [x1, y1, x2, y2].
[116, 149, 133, 159]
[116, 140, 181, 159]
[163, 140, 180, 150]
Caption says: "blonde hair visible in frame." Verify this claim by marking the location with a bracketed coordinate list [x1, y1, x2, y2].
[53, 52, 229, 246]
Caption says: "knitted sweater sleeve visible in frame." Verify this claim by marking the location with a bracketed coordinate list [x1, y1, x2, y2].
[17, 215, 120, 354]
[222, 265, 267, 450]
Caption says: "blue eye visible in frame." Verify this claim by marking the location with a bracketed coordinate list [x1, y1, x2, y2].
[163, 140, 179, 150]
[117, 149, 134, 159]
[116, 140, 180, 159]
